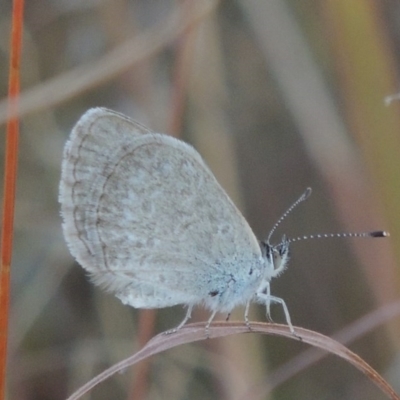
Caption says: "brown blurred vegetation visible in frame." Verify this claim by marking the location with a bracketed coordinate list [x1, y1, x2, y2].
[1, 0, 400, 399]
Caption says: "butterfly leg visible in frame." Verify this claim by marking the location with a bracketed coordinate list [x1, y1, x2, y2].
[256, 280, 273, 321]
[264, 282, 273, 322]
[165, 304, 193, 334]
[256, 292, 295, 334]
[244, 300, 252, 330]
[205, 309, 218, 337]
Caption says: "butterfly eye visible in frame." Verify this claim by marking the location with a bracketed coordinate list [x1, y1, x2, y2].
[277, 236, 290, 257]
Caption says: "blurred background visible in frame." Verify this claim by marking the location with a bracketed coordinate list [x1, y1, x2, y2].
[1, 0, 400, 399]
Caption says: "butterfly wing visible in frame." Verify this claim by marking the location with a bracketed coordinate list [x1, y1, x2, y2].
[60, 108, 262, 308]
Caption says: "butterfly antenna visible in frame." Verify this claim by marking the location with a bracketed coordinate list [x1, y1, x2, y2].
[267, 187, 312, 244]
[287, 230, 389, 244]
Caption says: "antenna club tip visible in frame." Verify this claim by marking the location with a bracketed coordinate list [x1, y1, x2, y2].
[370, 231, 390, 238]
[302, 187, 312, 200]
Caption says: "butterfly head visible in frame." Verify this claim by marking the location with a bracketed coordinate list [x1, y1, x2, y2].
[260, 236, 290, 279]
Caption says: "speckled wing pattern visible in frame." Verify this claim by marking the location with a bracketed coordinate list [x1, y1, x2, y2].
[60, 108, 262, 310]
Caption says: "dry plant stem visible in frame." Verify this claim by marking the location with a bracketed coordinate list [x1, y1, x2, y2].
[168, 0, 198, 136]
[128, 310, 156, 400]
[0, 0, 220, 126]
[243, 300, 400, 399]
[65, 322, 400, 400]
[0, 0, 24, 398]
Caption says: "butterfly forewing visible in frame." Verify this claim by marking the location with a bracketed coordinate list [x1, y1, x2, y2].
[60, 108, 262, 309]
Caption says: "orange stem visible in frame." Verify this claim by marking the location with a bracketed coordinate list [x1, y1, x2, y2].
[0, 0, 24, 397]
